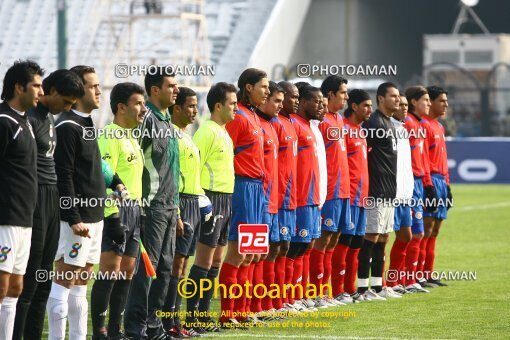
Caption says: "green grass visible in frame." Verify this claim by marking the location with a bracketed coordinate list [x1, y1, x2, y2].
[45, 185, 510, 339]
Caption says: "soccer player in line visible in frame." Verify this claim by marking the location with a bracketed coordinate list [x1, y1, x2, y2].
[219, 68, 268, 327]
[160, 87, 202, 338]
[305, 90, 329, 308]
[356, 82, 399, 301]
[420, 86, 453, 287]
[90, 82, 146, 340]
[273, 81, 299, 313]
[383, 93, 414, 299]
[185, 82, 236, 332]
[254, 81, 283, 320]
[124, 69, 181, 340]
[46, 66, 105, 340]
[12, 69, 84, 340]
[331, 89, 371, 303]
[0, 60, 44, 340]
[284, 85, 322, 311]
[310, 75, 351, 306]
[391, 86, 435, 294]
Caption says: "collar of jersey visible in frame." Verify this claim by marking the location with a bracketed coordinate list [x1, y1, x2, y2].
[72, 109, 90, 118]
[146, 101, 169, 121]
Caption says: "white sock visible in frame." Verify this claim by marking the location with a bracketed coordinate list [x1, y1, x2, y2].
[0, 296, 18, 340]
[47, 282, 70, 340]
[68, 285, 88, 340]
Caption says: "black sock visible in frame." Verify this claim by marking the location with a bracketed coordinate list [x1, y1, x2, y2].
[198, 266, 219, 321]
[186, 265, 209, 322]
[91, 279, 115, 335]
[12, 300, 30, 340]
[371, 242, 386, 293]
[173, 277, 184, 326]
[338, 233, 353, 247]
[357, 239, 375, 294]
[162, 276, 180, 330]
[108, 279, 132, 336]
[350, 235, 364, 249]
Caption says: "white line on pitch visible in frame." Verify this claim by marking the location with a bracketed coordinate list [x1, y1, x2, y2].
[456, 201, 510, 211]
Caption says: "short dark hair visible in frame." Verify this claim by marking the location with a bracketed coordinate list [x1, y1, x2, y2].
[144, 66, 176, 95]
[294, 81, 310, 92]
[110, 82, 145, 114]
[345, 89, 371, 118]
[170, 87, 196, 114]
[1, 60, 45, 101]
[268, 81, 284, 98]
[278, 81, 296, 95]
[69, 65, 96, 86]
[298, 85, 321, 101]
[207, 82, 237, 113]
[405, 86, 428, 113]
[320, 75, 348, 98]
[42, 69, 85, 99]
[376, 81, 398, 105]
[237, 68, 267, 103]
[426, 86, 448, 101]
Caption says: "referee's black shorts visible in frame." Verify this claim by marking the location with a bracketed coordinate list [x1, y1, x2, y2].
[175, 194, 200, 257]
[198, 190, 232, 248]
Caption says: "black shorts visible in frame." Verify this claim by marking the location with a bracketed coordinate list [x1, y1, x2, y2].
[101, 204, 141, 257]
[175, 194, 200, 257]
[198, 190, 232, 248]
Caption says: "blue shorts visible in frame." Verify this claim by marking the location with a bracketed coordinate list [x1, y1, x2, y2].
[341, 206, 367, 236]
[263, 209, 280, 243]
[291, 205, 319, 243]
[393, 205, 412, 231]
[321, 198, 351, 233]
[424, 174, 448, 221]
[312, 208, 321, 239]
[411, 177, 424, 234]
[277, 209, 296, 241]
[229, 176, 265, 241]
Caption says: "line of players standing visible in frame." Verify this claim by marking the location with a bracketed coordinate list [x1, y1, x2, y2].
[0, 60, 452, 340]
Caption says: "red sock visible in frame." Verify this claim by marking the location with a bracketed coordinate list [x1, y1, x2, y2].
[309, 249, 325, 297]
[292, 256, 304, 300]
[331, 243, 349, 296]
[417, 237, 429, 281]
[250, 261, 264, 313]
[274, 256, 286, 309]
[405, 238, 421, 286]
[284, 257, 295, 304]
[389, 239, 408, 287]
[344, 247, 360, 294]
[301, 249, 311, 296]
[424, 236, 437, 280]
[233, 264, 250, 320]
[323, 249, 334, 291]
[219, 262, 238, 322]
[260, 260, 275, 311]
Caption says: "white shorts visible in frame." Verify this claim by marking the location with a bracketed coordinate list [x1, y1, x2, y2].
[365, 204, 394, 234]
[55, 220, 103, 267]
[0, 226, 32, 275]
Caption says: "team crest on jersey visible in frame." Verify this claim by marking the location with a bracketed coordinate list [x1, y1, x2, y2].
[280, 227, 288, 235]
[69, 242, 82, 258]
[324, 218, 333, 227]
[0, 246, 12, 263]
[299, 229, 308, 238]
[415, 212, 423, 220]
[284, 136, 292, 141]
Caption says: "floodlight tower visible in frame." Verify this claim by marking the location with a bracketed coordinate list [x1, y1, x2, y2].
[452, 0, 489, 34]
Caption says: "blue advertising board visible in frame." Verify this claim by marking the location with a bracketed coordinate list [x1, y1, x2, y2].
[447, 138, 510, 183]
